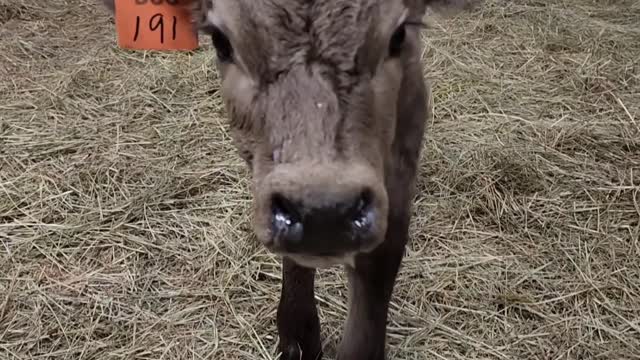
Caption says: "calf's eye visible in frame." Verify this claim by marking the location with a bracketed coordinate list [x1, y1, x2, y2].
[209, 26, 233, 63]
[388, 24, 406, 58]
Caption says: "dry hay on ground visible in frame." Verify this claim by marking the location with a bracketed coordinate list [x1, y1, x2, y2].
[1, 0, 639, 359]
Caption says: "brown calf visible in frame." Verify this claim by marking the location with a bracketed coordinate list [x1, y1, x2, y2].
[102, 1, 473, 359]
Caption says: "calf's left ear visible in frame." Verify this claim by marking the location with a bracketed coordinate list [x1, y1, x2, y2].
[189, 0, 213, 29]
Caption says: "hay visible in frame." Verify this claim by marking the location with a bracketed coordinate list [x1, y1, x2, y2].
[1, 0, 639, 358]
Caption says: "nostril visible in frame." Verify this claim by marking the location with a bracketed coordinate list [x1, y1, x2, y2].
[271, 194, 303, 246]
[271, 193, 300, 222]
[355, 190, 372, 212]
[351, 190, 374, 231]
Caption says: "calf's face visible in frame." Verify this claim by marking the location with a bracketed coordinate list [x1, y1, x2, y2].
[195, 0, 429, 268]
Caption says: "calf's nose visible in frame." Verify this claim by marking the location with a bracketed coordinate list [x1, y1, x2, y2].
[270, 190, 376, 254]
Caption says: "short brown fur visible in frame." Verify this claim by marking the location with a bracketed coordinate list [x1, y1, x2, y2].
[101, 0, 475, 358]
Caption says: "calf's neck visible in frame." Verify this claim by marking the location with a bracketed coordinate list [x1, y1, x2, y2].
[102, 1, 473, 358]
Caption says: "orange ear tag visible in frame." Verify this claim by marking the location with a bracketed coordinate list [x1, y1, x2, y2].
[114, 0, 199, 51]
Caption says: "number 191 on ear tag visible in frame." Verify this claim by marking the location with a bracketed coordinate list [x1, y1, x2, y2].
[115, 0, 199, 51]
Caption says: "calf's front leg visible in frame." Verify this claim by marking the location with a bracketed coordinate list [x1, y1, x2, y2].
[337, 214, 409, 360]
[277, 258, 323, 360]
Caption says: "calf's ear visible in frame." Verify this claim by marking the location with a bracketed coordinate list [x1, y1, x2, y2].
[190, 0, 213, 29]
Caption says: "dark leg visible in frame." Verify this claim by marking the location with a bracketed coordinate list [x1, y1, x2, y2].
[336, 214, 409, 360]
[277, 258, 323, 360]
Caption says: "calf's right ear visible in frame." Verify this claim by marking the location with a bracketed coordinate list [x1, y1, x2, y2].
[189, 0, 213, 30]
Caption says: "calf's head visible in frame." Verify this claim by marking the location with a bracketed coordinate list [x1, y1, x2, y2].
[192, 0, 469, 268]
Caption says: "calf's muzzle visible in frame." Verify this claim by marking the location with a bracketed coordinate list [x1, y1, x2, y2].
[254, 161, 389, 260]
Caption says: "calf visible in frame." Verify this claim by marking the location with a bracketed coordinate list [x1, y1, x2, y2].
[102, 1, 473, 359]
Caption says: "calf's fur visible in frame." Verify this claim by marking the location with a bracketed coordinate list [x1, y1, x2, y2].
[101, 1, 473, 359]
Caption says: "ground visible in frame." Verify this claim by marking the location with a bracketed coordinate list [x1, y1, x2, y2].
[1, 0, 639, 359]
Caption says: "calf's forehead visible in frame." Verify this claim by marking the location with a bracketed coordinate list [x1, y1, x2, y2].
[205, 0, 417, 75]
[208, 0, 406, 25]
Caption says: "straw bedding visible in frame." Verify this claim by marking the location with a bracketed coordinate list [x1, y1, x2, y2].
[1, 0, 639, 358]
